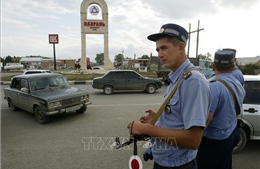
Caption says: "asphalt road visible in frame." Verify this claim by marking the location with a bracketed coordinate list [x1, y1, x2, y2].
[1, 84, 260, 169]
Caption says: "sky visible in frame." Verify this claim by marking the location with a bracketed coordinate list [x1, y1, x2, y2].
[1, 0, 260, 63]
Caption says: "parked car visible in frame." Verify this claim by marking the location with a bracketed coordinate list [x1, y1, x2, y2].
[3, 73, 92, 124]
[233, 75, 260, 153]
[91, 66, 104, 70]
[92, 70, 163, 94]
[23, 69, 52, 74]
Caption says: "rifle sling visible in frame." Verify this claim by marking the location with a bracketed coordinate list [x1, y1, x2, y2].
[150, 70, 192, 125]
[216, 79, 240, 115]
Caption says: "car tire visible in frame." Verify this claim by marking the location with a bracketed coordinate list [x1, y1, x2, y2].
[76, 106, 87, 114]
[233, 128, 247, 154]
[34, 106, 50, 124]
[9, 99, 18, 111]
[103, 85, 114, 95]
[146, 84, 156, 94]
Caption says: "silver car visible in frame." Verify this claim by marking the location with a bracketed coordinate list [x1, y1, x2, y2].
[233, 75, 260, 153]
[22, 69, 52, 74]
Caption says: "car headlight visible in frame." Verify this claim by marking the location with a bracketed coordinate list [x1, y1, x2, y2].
[49, 101, 61, 109]
[55, 101, 61, 107]
[81, 96, 85, 101]
[81, 95, 89, 102]
[49, 103, 54, 108]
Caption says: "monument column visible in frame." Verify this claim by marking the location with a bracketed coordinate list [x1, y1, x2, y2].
[80, 0, 114, 70]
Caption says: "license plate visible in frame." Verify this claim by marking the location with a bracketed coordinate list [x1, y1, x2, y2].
[65, 105, 81, 112]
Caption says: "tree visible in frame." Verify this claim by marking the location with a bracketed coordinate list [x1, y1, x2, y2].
[13, 56, 22, 62]
[5, 56, 13, 63]
[241, 63, 260, 75]
[114, 53, 124, 67]
[140, 55, 149, 59]
[114, 53, 124, 63]
[198, 53, 212, 61]
[95, 53, 104, 65]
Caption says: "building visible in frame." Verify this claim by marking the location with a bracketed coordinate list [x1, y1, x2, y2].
[236, 56, 260, 67]
[41, 59, 75, 69]
[19, 57, 42, 69]
[19, 57, 76, 69]
[121, 59, 149, 68]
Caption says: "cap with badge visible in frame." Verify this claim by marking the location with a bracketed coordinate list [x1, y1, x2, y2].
[222, 48, 237, 56]
[147, 23, 188, 44]
[214, 50, 235, 65]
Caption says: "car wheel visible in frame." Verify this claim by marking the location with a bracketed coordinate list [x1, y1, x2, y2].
[34, 106, 50, 124]
[103, 85, 114, 95]
[9, 99, 18, 111]
[146, 84, 156, 94]
[76, 106, 87, 114]
[233, 128, 247, 154]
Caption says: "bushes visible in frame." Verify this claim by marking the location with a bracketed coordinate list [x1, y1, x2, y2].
[240, 63, 260, 75]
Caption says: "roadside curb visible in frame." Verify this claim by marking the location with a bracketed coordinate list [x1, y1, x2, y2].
[1, 81, 93, 85]
[1, 81, 11, 85]
[68, 81, 93, 85]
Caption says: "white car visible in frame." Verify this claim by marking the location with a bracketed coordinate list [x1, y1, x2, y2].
[233, 75, 260, 153]
[23, 69, 52, 75]
[91, 66, 104, 70]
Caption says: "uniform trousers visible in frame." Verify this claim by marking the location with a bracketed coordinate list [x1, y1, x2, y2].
[196, 126, 240, 169]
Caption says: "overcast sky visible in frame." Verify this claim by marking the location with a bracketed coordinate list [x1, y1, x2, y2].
[1, 0, 260, 62]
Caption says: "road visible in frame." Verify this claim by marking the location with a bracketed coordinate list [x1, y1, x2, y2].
[1, 84, 259, 169]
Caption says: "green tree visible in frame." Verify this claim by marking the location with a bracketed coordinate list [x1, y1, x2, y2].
[114, 53, 124, 67]
[140, 55, 149, 59]
[5, 56, 13, 63]
[95, 53, 104, 65]
[114, 53, 124, 63]
[198, 53, 212, 61]
[241, 63, 260, 75]
[13, 56, 22, 62]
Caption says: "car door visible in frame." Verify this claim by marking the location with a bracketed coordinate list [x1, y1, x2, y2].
[125, 71, 145, 90]
[17, 78, 31, 112]
[242, 80, 260, 136]
[8, 78, 21, 107]
[110, 72, 127, 90]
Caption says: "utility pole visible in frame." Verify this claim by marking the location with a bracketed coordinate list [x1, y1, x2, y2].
[187, 20, 204, 58]
[187, 23, 191, 58]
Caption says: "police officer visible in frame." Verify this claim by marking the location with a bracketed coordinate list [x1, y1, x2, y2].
[196, 50, 246, 169]
[222, 48, 244, 86]
[127, 23, 211, 169]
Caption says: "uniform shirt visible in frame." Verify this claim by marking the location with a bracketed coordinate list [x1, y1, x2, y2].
[232, 66, 244, 86]
[204, 73, 245, 140]
[151, 59, 211, 167]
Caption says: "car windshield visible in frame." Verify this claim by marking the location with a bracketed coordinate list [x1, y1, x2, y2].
[29, 75, 69, 91]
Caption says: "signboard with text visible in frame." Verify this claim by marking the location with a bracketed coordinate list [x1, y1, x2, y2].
[49, 34, 59, 44]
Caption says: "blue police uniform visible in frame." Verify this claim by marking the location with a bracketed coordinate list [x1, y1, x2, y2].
[232, 66, 244, 86]
[196, 50, 246, 169]
[204, 73, 245, 139]
[147, 23, 210, 169]
[151, 59, 211, 167]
